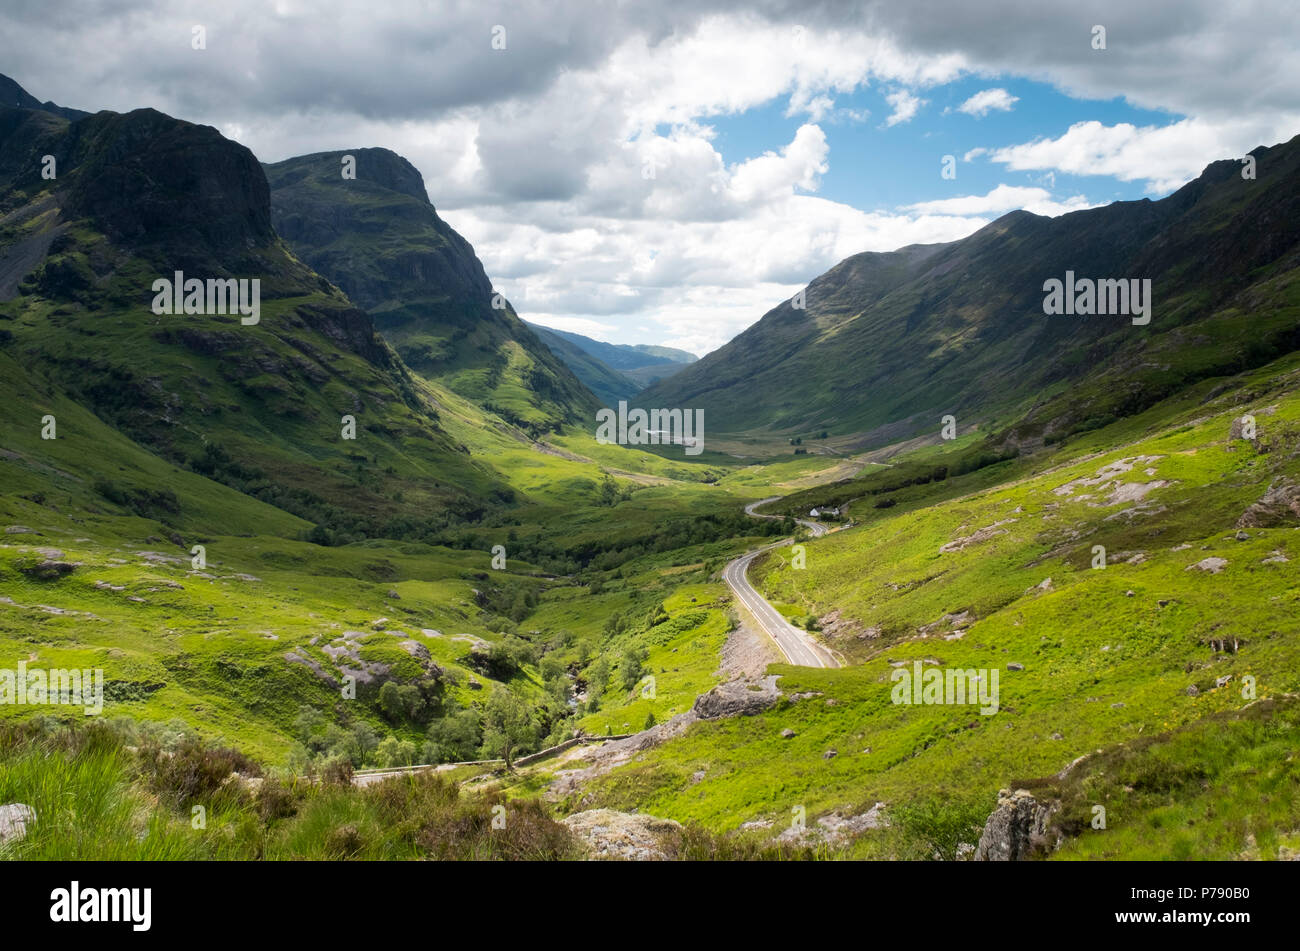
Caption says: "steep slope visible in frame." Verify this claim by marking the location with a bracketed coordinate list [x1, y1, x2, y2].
[264, 149, 597, 434]
[572, 347, 1300, 856]
[0, 105, 511, 542]
[643, 136, 1300, 448]
[0, 72, 89, 122]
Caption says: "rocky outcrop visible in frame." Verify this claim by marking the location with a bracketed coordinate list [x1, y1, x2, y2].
[562, 809, 682, 860]
[18, 558, 76, 580]
[692, 676, 780, 719]
[0, 803, 34, 846]
[1237, 479, 1300, 528]
[64, 108, 275, 258]
[974, 788, 1061, 861]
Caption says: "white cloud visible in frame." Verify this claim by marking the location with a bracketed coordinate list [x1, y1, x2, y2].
[883, 89, 926, 127]
[4, 1, 1298, 353]
[526, 316, 620, 338]
[984, 116, 1300, 193]
[454, 187, 988, 355]
[728, 124, 829, 202]
[956, 87, 1019, 117]
[904, 184, 1094, 217]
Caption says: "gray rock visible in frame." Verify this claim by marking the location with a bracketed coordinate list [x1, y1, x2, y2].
[562, 809, 682, 861]
[974, 789, 1060, 861]
[1007, 662, 1025, 671]
[780, 728, 795, 739]
[0, 803, 35, 846]
[1237, 479, 1300, 528]
[692, 676, 780, 719]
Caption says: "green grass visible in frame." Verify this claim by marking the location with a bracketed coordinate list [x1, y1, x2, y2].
[560, 354, 1300, 858]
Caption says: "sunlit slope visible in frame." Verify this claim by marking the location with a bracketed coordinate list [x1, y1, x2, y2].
[572, 354, 1300, 856]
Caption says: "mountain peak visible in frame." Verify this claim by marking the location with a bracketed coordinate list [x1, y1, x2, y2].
[0, 72, 89, 121]
[266, 147, 431, 205]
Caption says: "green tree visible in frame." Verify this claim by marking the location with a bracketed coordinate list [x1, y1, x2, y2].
[480, 688, 536, 770]
[424, 703, 482, 762]
[586, 656, 610, 703]
[375, 736, 418, 768]
[619, 647, 646, 692]
[379, 681, 404, 720]
[598, 474, 620, 506]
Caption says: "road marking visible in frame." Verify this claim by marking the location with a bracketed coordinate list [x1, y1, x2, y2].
[726, 501, 839, 668]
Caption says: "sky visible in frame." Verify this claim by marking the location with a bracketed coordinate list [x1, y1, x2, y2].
[3, 1, 1298, 356]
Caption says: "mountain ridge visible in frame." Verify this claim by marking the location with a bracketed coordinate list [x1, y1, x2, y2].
[641, 135, 1300, 452]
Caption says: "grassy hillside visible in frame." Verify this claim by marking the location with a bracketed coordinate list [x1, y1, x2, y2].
[559, 350, 1300, 858]
[0, 98, 792, 773]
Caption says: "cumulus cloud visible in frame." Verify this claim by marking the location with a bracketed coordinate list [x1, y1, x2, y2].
[956, 87, 1019, 117]
[883, 89, 926, 127]
[904, 184, 1093, 217]
[982, 116, 1300, 193]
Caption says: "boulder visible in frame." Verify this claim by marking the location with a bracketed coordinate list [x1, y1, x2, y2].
[0, 803, 35, 846]
[691, 676, 780, 719]
[974, 789, 1061, 861]
[1237, 479, 1300, 528]
[562, 809, 682, 861]
[18, 560, 76, 581]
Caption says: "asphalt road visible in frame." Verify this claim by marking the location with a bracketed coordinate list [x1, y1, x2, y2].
[725, 498, 839, 668]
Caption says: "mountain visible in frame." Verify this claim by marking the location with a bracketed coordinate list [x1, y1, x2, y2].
[0, 105, 514, 542]
[524, 321, 697, 402]
[524, 322, 640, 404]
[0, 73, 89, 122]
[641, 135, 1300, 449]
[264, 148, 597, 434]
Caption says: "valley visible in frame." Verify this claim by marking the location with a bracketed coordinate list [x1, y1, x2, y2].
[0, 70, 1298, 865]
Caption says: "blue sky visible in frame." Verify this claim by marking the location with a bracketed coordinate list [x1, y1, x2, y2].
[709, 78, 1183, 213]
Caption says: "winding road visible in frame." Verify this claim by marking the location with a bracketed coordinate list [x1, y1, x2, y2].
[724, 498, 839, 668]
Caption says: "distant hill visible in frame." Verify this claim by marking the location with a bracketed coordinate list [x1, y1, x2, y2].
[265, 148, 597, 434]
[524, 321, 697, 404]
[524, 323, 640, 404]
[641, 134, 1300, 450]
[0, 73, 89, 121]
